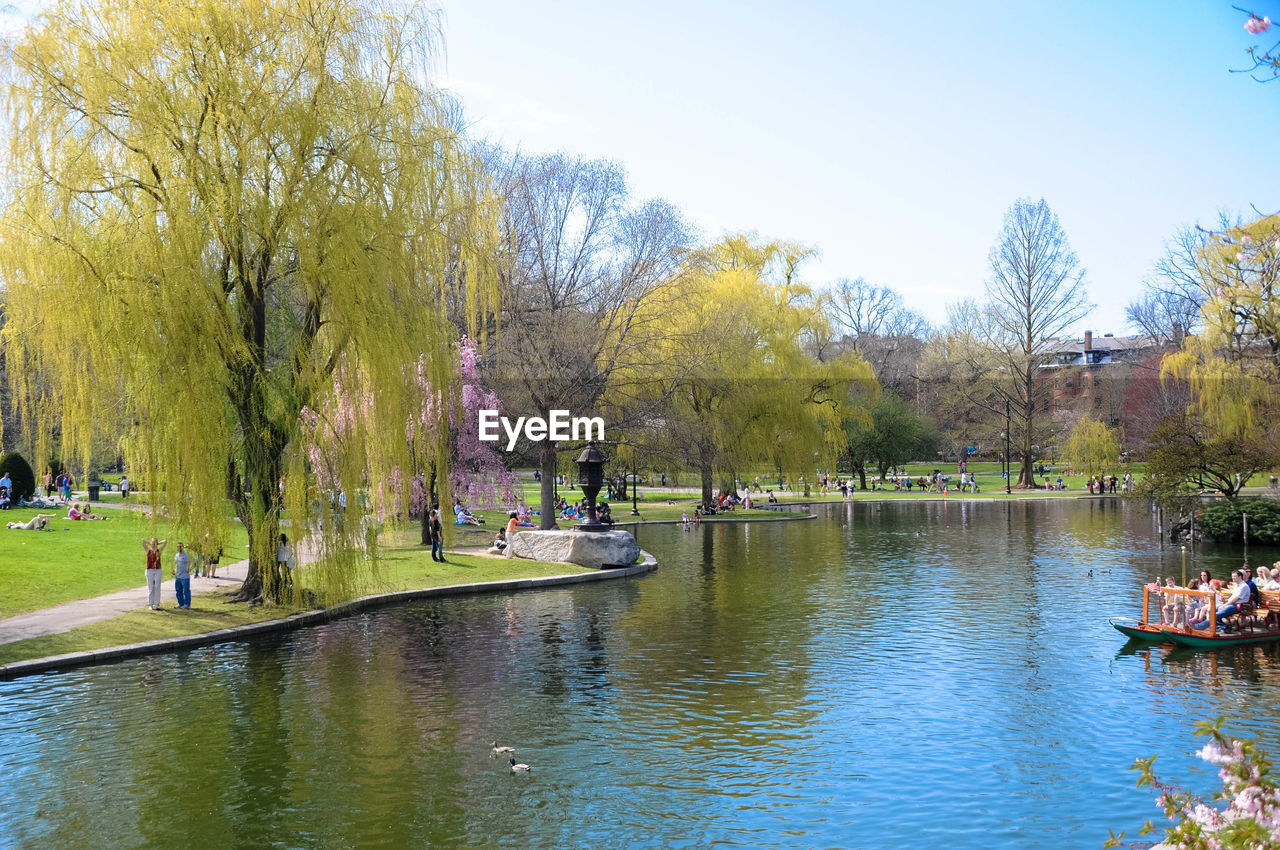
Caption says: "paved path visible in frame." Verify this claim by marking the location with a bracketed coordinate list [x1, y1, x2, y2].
[0, 560, 251, 646]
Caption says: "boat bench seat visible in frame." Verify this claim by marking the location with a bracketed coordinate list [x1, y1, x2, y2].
[1260, 591, 1280, 630]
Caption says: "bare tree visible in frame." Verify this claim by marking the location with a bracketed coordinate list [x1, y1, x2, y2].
[1126, 224, 1210, 346]
[824, 277, 930, 394]
[488, 152, 690, 527]
[1125, 290, 1199, 348]
[984, 198, 1091, 487]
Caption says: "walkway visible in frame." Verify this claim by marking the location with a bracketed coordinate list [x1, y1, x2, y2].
[0, 560, 251, 646]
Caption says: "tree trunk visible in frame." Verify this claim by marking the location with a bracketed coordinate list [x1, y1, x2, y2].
[539, 441, 557, 529]
[858, 465, 867, 491]
[699, 457, 714, 508]
[1017, 400, 1037, 488]
[233, 441, 284, 603]
[229, 277, 290, 604]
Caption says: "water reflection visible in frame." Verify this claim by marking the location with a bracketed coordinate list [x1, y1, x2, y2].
[2, 499, 1279, 848]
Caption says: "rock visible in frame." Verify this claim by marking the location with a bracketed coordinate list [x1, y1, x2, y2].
[508, 529, 640, 569]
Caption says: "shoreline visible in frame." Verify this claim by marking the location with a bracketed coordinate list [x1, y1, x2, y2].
[0, 551, 658, 681]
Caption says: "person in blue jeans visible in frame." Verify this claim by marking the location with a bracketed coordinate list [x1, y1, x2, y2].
[173, 541, 192, 609]
[1192, 569, 1249, 630]
[430, 508, 446, 563]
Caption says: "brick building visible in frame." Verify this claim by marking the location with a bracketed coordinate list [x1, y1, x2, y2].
[1038, 330, 1182, 450]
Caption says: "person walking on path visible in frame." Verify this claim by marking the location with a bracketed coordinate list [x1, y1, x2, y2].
[143, 537, 167, 610]
[429, 508, 446, 563]
[120, 474, 129, 502]
[173, 542, 192, 609]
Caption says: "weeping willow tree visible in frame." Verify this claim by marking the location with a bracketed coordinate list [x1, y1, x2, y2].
[1062, 415, 1120, 479]
[0, 0, 496, 602]
[631, 234, 877, 505]
[1160, 216, 1280, 478]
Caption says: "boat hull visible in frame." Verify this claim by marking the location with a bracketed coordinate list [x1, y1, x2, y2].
[1109, 618, 1168, 641]
[1163, 630, 1280, 649]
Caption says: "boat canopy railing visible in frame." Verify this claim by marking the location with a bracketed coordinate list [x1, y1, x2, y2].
[1143, 585, 1220, 637]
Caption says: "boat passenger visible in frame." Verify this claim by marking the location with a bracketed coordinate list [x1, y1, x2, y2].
[1187, 570, 1214, 621]
[1162, 578, 1186, 628]
[1191, 570, 1249, 631]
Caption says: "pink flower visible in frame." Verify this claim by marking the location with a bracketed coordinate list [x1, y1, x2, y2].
[1241, 234, 1252, 244]
[1237, 252, 1246, 262]
[1246, 15, 1272, 34]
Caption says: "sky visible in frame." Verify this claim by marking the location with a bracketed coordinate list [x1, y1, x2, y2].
[436, 0, 1280, 337]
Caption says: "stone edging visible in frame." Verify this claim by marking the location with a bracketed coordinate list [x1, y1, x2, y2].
[0, 552, 658, 681]
[611, 514, 816, 527]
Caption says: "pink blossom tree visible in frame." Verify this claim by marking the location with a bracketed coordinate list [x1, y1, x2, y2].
[1108, 719, 1280, 849]
[304, 335, 518, 546]
[1238, 6, 1280, 76]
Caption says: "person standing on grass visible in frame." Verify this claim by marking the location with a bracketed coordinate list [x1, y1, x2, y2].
[429, 508, 446, 563]
[120, 474, 129, 501]
[143, 537, 167, 610]
[173, 541, 192, 609]
[277, 532, 295, 573]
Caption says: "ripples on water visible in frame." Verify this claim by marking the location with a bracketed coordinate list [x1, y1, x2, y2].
[2, 499, 1279, 848]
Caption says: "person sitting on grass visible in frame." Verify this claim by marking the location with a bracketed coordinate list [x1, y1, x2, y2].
[68, 502, 108, 521]
[492, 528, 508, 551]
[766, 490, 778, 504]
[7, 513, 54, 530]
[453, 499, 482, 526]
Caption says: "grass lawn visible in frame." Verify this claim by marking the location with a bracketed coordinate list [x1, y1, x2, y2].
[0, 508, 249, 618]
[0, 541, 592, 665]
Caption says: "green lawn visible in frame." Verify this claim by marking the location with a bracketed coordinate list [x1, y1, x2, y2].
[0, 508, 249, 618]
[0, 548, 592, 665]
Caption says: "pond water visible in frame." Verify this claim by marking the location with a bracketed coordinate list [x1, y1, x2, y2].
[3, 498, 1279, 848]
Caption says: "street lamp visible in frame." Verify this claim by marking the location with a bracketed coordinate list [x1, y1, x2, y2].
[631, 456, 640, 516]
[574, 442, 609, 532]
[1005, 399, 1011, 496]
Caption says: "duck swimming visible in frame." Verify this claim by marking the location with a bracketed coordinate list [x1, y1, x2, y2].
[509, 757, 531, 773]
[491, 741, 515, 756]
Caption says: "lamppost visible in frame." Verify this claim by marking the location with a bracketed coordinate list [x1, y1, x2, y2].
[574, 442, 609, 532]
[631, 456, 640, 516]
[1005, 399, 1011, 496]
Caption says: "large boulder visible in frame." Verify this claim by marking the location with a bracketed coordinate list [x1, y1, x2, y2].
[508, 529, 640, 569]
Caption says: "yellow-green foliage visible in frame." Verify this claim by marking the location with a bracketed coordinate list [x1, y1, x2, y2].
[0, 0, 497, 601]
[1063, 416, 1119, 477]
[630, 234, 876, 490]
[1161, 215, 1280, 443]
